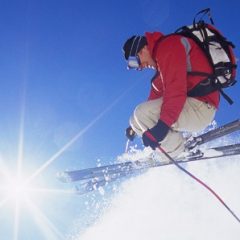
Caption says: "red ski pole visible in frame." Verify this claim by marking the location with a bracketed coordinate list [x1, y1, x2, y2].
[144, 131, 240, 223]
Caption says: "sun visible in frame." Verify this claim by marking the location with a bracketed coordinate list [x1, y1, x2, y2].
[0, 83, 122, 239]
[2, 175, 34, 202]
[0, 165, 71, 240]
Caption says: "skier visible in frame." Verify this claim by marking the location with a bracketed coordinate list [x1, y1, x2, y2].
[122, 33, 219, 158]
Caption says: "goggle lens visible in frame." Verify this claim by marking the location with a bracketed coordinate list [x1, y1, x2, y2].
[127, 56, 141, 70]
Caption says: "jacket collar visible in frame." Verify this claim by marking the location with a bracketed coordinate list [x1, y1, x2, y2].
[145, 32, 165, 56]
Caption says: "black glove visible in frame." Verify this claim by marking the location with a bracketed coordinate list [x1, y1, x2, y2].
[125, 126, 136, 141]
[142, 120, 170, 150]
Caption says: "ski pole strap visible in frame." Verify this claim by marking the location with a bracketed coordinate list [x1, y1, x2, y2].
[144, 131, 158, 142]
[219, 89, 234, 105]
[157, 145, 240, 223]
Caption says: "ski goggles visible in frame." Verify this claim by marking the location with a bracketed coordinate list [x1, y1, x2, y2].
[126, 36, 144, 70]
[127, 55, 141, 70]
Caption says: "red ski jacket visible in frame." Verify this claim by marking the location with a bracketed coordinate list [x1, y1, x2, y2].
[145, 32, 220, 127]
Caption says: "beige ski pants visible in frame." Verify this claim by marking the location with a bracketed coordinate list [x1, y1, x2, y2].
[129, 97, 216, 157]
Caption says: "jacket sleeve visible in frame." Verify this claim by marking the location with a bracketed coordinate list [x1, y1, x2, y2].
[156, 36, 188, 127]
[148, 88, 161, 100]
[148, 73, 163, 100]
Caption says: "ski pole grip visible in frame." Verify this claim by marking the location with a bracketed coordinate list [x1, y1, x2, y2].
[129, 128, 135, 137]
[126, 126, 136, 141]
[145, 131, 158, 143]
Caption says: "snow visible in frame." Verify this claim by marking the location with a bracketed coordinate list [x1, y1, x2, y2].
[66, 123, 240, 240]
[117, 146, 154, 162]
[70, 154, 240, 240]
[117, 146, 168, 163]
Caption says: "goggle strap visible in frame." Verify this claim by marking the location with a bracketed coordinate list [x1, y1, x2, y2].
[129, 36, 142, 57]
[134, 36, 142, 56]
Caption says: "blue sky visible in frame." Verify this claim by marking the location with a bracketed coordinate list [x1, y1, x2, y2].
[0, 0, 239, 239]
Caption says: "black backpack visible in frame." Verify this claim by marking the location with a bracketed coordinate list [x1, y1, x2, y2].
[176, 8, 237, 104]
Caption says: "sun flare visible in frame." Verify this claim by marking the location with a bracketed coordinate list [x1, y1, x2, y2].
[3, 176, 33, 202]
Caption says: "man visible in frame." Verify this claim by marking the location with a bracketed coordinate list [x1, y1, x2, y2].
[122, 32, 219, 158]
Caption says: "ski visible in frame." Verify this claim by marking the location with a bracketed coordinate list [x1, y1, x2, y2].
[58, 143, 240, 186]
[67, 143, 240, 195]
[185, 119, 240, 149]
[57, 119, 240, 194]
[58, 119, 240, 182]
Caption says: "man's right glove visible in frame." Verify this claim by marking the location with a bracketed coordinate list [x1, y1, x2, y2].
[142, 120, 170, 150]
[125, 126, 136, 141]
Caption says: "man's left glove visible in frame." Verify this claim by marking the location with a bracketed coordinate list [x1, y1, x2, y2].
[125, 126, 136, 141]
[142, 120, 170, 150]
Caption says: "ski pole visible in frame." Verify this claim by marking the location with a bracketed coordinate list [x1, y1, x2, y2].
[145, 131, 240, 224]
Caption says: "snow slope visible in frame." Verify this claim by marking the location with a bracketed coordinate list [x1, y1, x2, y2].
[72, 155, 240, 240]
